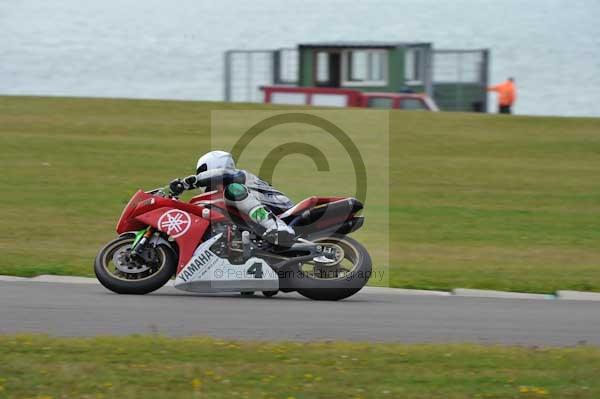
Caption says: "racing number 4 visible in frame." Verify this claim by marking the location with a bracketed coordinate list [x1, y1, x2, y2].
[247, 262, 263, 278]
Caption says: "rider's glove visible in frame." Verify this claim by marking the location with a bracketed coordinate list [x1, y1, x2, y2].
[169, 179, 186, 196]
[183, 175, 199, 188]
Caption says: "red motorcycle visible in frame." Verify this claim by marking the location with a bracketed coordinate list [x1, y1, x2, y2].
[94, 187, 371, 301]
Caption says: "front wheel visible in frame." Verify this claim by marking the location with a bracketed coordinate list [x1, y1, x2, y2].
[94, 235, 176, 295]
[293, 235, 372, 301]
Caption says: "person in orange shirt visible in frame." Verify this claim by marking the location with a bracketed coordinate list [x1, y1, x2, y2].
[488, 77, 516, 114]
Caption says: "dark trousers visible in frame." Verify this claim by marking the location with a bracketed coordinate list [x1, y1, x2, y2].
[499, 105, 512, 114]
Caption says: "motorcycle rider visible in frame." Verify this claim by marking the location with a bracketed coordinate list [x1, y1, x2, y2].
[168, 150, 296, 246]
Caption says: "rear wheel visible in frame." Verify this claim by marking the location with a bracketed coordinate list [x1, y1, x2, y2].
[94, 235, 176, 295]
[293, 235, 372, 301]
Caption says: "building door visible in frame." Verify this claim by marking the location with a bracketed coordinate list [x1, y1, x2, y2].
[315, 51, 341, 88]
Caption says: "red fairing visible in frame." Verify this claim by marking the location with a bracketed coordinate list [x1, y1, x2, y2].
[116, 190, 154, 233]
[116, 190, 217, 272]
[190, 190, 229, 223]
[190, 190, 224, 204]
[134, 207, 210, 272]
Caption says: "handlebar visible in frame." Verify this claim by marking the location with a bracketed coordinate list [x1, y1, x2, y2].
[144, 187, 178, 199]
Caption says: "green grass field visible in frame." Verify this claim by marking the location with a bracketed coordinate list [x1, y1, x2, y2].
[1, 95, 600, 292]
[0, 335, 598, 398]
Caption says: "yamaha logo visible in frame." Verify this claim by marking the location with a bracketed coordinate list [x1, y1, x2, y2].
[157, 210, 191, 238]
[178, 250, 215, 282]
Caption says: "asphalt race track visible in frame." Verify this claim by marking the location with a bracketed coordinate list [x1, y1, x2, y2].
[1, 280, 599, 346]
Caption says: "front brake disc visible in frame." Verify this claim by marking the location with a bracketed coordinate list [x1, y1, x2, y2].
[113, 246, 151, 274]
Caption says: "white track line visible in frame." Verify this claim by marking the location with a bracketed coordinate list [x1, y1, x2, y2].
[30, 275, 100, 284]
[556, 290, 600, 301]
[452, 288, 554, 300]
[0, 275, 30, 282]
[2, 275, 600, 301]
[362, 286, 450, 296]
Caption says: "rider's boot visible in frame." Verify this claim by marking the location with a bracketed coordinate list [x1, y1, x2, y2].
[224, 183, 295, 246]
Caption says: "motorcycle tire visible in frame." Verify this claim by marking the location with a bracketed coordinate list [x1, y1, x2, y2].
[294, 235, 372, 301]
[94, 235, 176, 295]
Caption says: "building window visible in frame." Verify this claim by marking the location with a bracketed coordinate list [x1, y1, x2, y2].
[400, 98, 427, 110]
[405, 48, 424, 84]
[342, 49, 388, 87]
[368, 97, 395, 109]
[316, 52, 330, 84]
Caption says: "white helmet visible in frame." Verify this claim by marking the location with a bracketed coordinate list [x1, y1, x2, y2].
[196, 150, 235, 174]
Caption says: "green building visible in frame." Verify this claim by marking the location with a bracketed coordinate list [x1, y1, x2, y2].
[296, 42, 488, 112]
[224, 42, 490, 112]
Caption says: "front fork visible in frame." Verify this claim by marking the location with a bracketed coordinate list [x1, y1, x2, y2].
[130, 226, 154, 257]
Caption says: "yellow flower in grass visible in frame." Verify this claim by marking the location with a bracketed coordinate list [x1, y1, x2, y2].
[519, 386, 548, 396]
[191, 378, 202, 390]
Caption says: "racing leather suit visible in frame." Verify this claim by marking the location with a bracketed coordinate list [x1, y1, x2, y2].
[169, 168, 295, 246]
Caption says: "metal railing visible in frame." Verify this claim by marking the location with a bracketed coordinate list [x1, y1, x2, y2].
[224, 49, 298, 102]
[432, 49, 489, 112]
